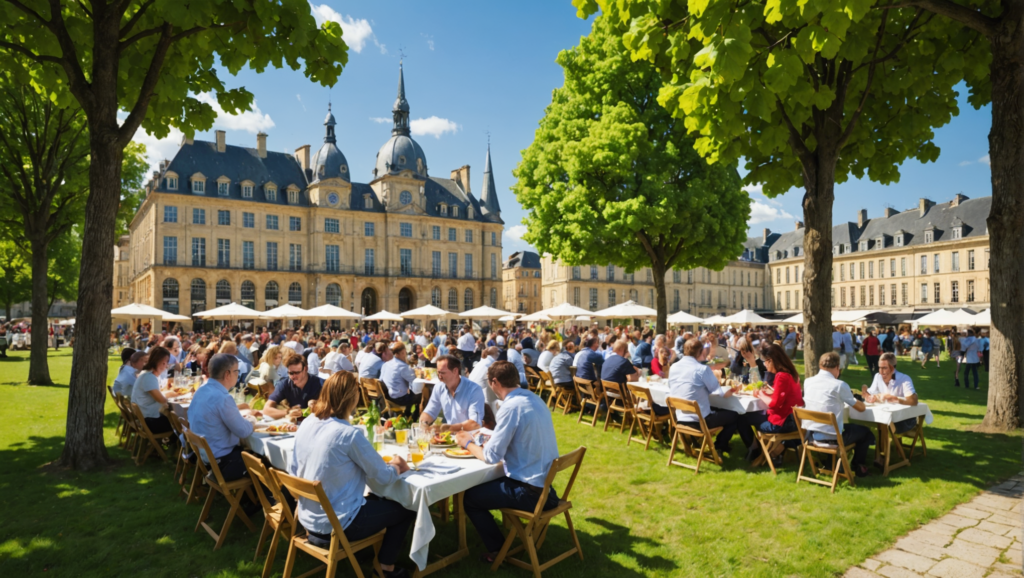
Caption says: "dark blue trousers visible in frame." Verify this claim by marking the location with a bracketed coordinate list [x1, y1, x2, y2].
[464, 476, 559, 553]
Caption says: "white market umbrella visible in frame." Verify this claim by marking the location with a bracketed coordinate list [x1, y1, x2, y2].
[592, 300, 658, 319]
[833, 310, 881, 323]
[459, 306, 514, 319]
[703, 315, 728, 325]
[973, 309, 991, 326]
[719, 309, 774, 325]
[544, 302, 592, 319]
[161, 313, 191, 322]
[400, 304, 450, 319]
[363, 310, 404, 322]
[57, 318, 76, 326]
[193, 302, 265, 321]
[520, 311, 552, 322]
[575, 315, 591, 322]
[783, 313, 804, 324]
[304, 304, 362, 320]
[497, 315, 519, 322]
[262, 303, 308, 319]
[913, 308, 978, 327]
[111, 302, 176, 319]
[667, 310, 703, 324]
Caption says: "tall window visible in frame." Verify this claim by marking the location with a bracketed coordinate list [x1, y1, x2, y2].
[573, 287, 581, 306]
[934, 282, 941, 304]
[490, 287, 497, 307]
[850, 263, 855, 280]
[878, 285, 884, 306]
[193, 208, 206, 225]
[191, 238, 206, 266]
[242, 184, 253, 198]
[841, 287, 846, 307]
[447, 288, 458, 311]
[572, 267, 581, 280]
[218, 210, 230, 226]
[242, 241, 254, 269]
[608, 289, 616, 306]
[921, 255, 927, 275]
[464, 254, 473, 277]
[869, 284, 874, 306]
[166, 176, 177, 190]
[432, 226, 440, 240]
[364, 222, 375, 237]
[400, 248, 412, 276]
[607, 265, 615, 281]
[785, 267, 790, 284]
[266, 215, 278, 230]
[491, 253, 497, 280]
[432, 251, 441, 276]
[364, 249, 375, 275]
[266, 242, 278, 271]
[288, 189, 299, 204]
[967, 280, 975, 302]
[325, 218, 340, 233]
[326, 283, 341, 306]
[431, 287, 441, 307]
[265, 281, 279, 304]
[288, 282, 302, 304]
[163, 237, 177, 265]
[161, 279, 179, 314]
[491, 232, 497, 246]
[952, 251, 960, 271]
[216, 280, 231, 303]
[448, 253, 458, 278]
[786, 291, 791, 310]
[901, 283, 908, 305]
[890, 284, 897, 306]
[590, 266, 598, 280]
[589, 288, 598, 311]
[900, 258, 906, 276]
[868, 260, 874, 278]
[218, 181, 229, 196]
[217, 239, 230, 267]
[465, 230, 473, 243]
[448, 228, 457, 242]
[967, 250, 975, 271]
[921, 283, 928, 303]
[890, 259, 896, 277]
[860, 262, 865, 279]
[192, 179, 205, 194]
[673, 290, 680, 311]
[289, 216, 301, 231]
[191, 279, 207, 310]
[243, 212, 254, 228]
[400, 223, 412, 237]
[860, 285, 866, 306]
[288, 244, 302, 271]
[240, 281, 255, 308]
[164, 206, 178, 223]
[951, 280, 960, 303]
[325, 245, 339, 272]
[464, 288, 473, 311]
[840, 265, 845, 281]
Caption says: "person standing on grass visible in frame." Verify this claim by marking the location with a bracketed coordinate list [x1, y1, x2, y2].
[919, 331, 935, 369]
[456, 361, 560, 565]
[782, 326, 797, 359]
[960, 329, 981, 390]
[979, 330, 990, 372]
[862, 329, 881, 376]
[802, 351, 874, 478]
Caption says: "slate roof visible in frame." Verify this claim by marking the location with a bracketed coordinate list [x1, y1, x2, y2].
[478, 146, 503, 223]
[741, 231, 781, 263]
[505, 251, 541, 269]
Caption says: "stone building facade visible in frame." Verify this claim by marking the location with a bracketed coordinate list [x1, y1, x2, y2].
[125, 64, 503, 327]
[502, 251, 542, 314]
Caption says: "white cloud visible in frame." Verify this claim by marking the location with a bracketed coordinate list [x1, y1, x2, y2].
[131, 125, 185, 175]
[748, 200, 794, 225]
[309, 4, 385, 54]
[422, 33, 435, 51]
[411, 116, 459, 138]
[195, 92, 275, 134]
[959, 160, 974, 167]
[369, 117, 391, 124]
[742, 183, 763, 195]
[979, 154, 990, 166]
[504, 225, 528, 242]
[296, 94, 306, 111]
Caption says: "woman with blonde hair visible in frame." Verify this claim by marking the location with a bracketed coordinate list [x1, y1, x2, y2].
[290, 372, 415, 577]
[256, 345, 284, 387]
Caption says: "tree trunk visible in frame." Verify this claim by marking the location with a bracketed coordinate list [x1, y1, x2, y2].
[57, 139, 122, 470]
[651, 261, 668, 335]
[981, 15, 1024, 431]
[799, 153, 837, 379]
[27, 235, 52, 384]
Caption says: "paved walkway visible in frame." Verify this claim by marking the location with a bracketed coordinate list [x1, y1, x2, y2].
[847, 474, 1023, 578]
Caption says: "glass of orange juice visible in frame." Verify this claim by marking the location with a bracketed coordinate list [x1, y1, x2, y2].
[396, 429, 410, 445]
[409, 441, 424, 468]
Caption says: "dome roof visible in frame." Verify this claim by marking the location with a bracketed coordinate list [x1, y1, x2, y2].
[374, 134, 427, 179]
[310, 142, 350, 183]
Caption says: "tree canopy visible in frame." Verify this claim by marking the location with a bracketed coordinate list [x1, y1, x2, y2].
[514, 15, 750, 332]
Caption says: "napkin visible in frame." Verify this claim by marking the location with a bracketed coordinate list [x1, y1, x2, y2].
[411, 462, 462, 475]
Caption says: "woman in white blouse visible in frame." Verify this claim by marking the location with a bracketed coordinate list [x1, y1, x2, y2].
[290, 372, 415, 577]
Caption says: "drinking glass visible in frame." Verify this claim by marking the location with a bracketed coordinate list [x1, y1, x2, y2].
[396, 429, 410, 445]
[372, 432, 384, 453]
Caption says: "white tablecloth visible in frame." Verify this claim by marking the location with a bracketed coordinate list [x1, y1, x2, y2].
[412, 378, 439, 395]
[848, 402, 934, 426]
[246, 434, 503, 571]
[637, 381, 767, 414]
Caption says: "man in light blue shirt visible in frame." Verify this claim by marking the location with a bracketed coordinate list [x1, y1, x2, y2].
[574, 337, 603, 381]
[506, 345, 528, 386]
[421, 354, 486, 432]
[547, 342, 575, 387]
[113, 350, 146, 398]
[668, 338, 739, 454]
[379, 342, 419, 408]
[456, 361, 560, 560]
[960, 329, 981, 390]
[358, 341, 387, 378]
[188, 354, 260, 485]
[979, 330, 990, 372]
[782, 327, 797, 358]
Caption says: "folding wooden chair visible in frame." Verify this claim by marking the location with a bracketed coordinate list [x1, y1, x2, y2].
[600, 380, 635, 433]
[130, 403, 173, 466]
[551, 379, 579, 415]
[793, 407, 857, 493]
[359, 378, 404, 417]
[108, 385, 126, 437]
[753, 429, 802, 476]
[572, 377, 605, 427]
[184, 430, 258, 550]
[525, 366, 542, 394]
[241, 452, 294, 578]
[665, 397, 723, 474]
[537, 370, 556, 407]
[895, 416, 927, 460]
[178, 422, 208, 505]
[626, 384, 671, 450]
[492, 447, 587, 578]
[167, 411, 192, 491]
[114, 393, 137, 451]
[273, 470, 385, 578]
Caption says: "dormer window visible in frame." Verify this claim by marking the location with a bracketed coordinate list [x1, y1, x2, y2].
[288, 189, 299, 205]
[241, 181, 254, 199]
[876, 237, 884, 249]
[924, 230, 933, 243]
[165, 174, 178, 190]
[452, 206, 459, 218]
[774, 251, 781, 260]
[844, 243, 851, 253]
[439, 203, 448, 216]
[340, 164, 348, 174]
[266, 186, 277, 201]
[364, 194, 373, 209]
[398, 155, 407, 165]
[216, 176, 230, 196]
[793, 247, 799, 257]
[833, 245, 840, 255]
[191, 178, 205, 194]
[895, 234, 904, 247]
[859, 241, 868, 251]
[952, 226, 962, 239]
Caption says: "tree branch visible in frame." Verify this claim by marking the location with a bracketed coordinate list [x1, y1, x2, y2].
[878, 0, 998, 36]
[46, 0, 92, 112]
[0, 41, 64, 66]
[119, 0, 155, 38]
[776, 101, 812, 159]
[73, 0, 91, 18]
[117, 23, 173, 146]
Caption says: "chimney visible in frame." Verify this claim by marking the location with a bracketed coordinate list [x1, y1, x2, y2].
[884, 207, 898, 218]
[795, 220, 804, 231]
[951, 192, 969, 207]
[257, 132, 267, 159]
[763, 228, 771, 244]
[181, 134, 193, 146]
[918, 197, 935, 217]
[215, 130, 226, 153]
[857, 209, 868, 228]
[294, 145, 311, 171]
[450, 165, 471, 195]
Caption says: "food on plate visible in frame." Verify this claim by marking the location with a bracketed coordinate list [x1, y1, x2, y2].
[444, 448, 472, 457]
[265, 423, 298, 433]
[431, 431, 454, 445]
[707, 357, 725, 365]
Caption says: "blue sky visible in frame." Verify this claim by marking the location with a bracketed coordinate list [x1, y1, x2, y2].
[132, 1, 995, 259]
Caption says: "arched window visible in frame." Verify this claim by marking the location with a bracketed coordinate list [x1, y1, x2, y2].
[162, 279, 179, 314]
[240, 280, 255, 308]
[608, 289, 616, 307]
[288, 282, 302, 304]
[216, 280, 231, 304]
[326, 283, 341, 306]
[490, 287, 497, 308]
[464, 288, 473, 311]
[190, 279, 206, 315]
[447, 288, 458, 311]
[265, 281, 279, 305]
[398, 288, 413, 312]
[431, 287, 441, 307]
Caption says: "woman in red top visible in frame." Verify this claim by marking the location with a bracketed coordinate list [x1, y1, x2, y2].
[744, 343, 803, 464]
[862, 329, 881, 376]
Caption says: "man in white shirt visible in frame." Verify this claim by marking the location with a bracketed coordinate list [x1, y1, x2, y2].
[668, 339, 739, 454]
[862, 352, 918, 434]
[782, 327, 797, 358]
[469, 346, 499, 410]
[283, 332, 303, 356]
[456, 326, 476, 372]
[803, 351, 874, 477]
[960, 329, 981, 390]
[332, 342, 356, 373]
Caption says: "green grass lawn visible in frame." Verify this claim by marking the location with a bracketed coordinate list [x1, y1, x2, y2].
[0, 348, 1019, 577]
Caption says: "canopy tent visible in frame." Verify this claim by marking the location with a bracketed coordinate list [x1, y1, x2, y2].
[399, 304, 450, 319]
[363, 310, 404, 322]
[592, 300, 658, 319]
[302, 304, 362, 320]
[459, 306, 514, 319]
[575, 316, 592, 322]
[782, 313, 804, 324]
[973, 309, 991, 326]
[111, 302, 181, 320]
[56, 318, 76, 326]
[192, 302, 266, 321]
[497, 315, 519, 322]
[666, 310, 703, 325]
[261, 303, 309, 319]
[519, 311, 553, 322]
[782, 310, 881, 325]
[912, 308, 979, 327]
[702, 315, 728, 325]
[543, 302, 593, 319]
[718, 309, 774, 325]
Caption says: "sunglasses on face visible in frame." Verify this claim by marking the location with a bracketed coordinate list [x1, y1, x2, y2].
[287, 369, 304, 376]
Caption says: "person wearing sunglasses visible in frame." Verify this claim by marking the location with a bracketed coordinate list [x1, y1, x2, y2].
[262, 350, 324, 420]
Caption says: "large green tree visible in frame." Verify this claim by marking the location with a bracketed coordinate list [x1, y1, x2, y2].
[577, 0, 979, 376]
[890, 1, 1024, 429]
[0, 242, 31, 323]
[116, 142, 150, 238]
[0, 0, 349, 470]
[514, 15, 750, 334]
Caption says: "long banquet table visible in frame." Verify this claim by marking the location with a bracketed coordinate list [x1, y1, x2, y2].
[634, 380, 768, 414]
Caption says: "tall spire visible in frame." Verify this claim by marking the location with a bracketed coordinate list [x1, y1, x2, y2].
[479, 143, 502, 219]
[323, 102, 337, 144]
[392, 60, 410, 136]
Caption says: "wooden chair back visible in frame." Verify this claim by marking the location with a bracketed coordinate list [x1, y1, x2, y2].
[664, 396, 723, 473]
[130, 402, 171, 464]
[533, 446, 586, 517]
[626, 383, 670, 449]
[537, 370, 555, 403]
[184, 429, 230, 488]
[572, 376, 605, 427]
[272, 470, 343, 537]
[241, 451, 292, 521]
[525, 366, 542, 392]
[792, 407, 856, 492]
[600, 380, 634, 433]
